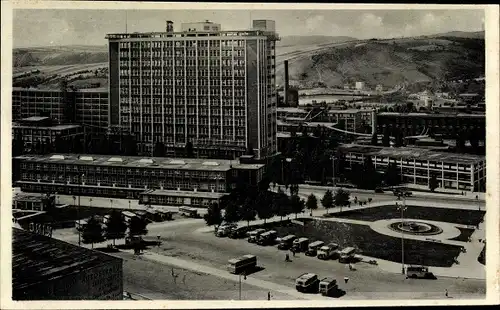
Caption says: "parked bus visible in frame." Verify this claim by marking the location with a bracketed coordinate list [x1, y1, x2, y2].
[295, 273, 319, 293]
[305, 240, 325, 256]
[406, 266, 435, 279]
[319, 278, 338, 296]
[178, 206, 199, 218]
[317, 243, 339, 260]
[228, 227, 250, 239]
[247, 228, 266, 243]
[227, 254, 257, 274]
[339, 247, 356, 263]
[257, 230, 277, 246]
[292, 237, 310, 252]
[278, 235, 296, 250]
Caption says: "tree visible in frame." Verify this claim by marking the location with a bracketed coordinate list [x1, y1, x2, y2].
[81, 216, 105, 249]
[382, 127, 390, 147]
[321, 190, 334, 214]
[385, 163, 401, 187]
[290, 194, 305, 219]
[153, 141, 166, 157]
[105, 210, 127, 246]
[128, 216, 148, 236]
[306, 193, 318, 216]
[223, 201, 242, 223]
[123, 135, 138, 156]
[185, 141, 194, 158]
[204, 202, 223, 229]
[333, 188, 350, 212]
[273, 191, 291, 221]
[256, 192, 273, 224]
[240, 198, 256, 226]
[429, 174, 439, 192]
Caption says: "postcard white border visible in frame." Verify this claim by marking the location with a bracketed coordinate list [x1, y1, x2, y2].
[1, 1, 499, 309]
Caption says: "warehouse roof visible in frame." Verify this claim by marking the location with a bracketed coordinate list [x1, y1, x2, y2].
[14, 154, 262, 172]
[12, 228, 121, 292]
[339, 144, 484, 165]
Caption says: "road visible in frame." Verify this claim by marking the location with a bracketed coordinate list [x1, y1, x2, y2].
[53, 214, 485, 300]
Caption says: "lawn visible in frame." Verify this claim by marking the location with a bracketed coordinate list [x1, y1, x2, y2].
[450, 227, 475, 242]
[334, 205, 485, 226]
[256, 219, 463, 267]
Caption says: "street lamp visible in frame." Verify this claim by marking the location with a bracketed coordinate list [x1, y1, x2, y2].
[396, 195, 407, 275]
[79, 174, 85, 246]
[281, 157, 292, 189]
[330, 155, 336, 188]
[239, 272, 247, 300]
[89, 198, 93, 208]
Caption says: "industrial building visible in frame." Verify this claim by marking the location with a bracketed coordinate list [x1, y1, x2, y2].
[376, 112, 486, 140]
[12, 192, 55, 212]
[12, 117, 84, 151]
[106, 20, 279, 159]
[12, 228, 123, 300]
[13, 153, 265, 204]
[339, 144, 486, 192]
[12, 87, 109, 134]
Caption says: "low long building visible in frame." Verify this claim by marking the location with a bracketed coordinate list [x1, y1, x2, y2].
[12, 228, 123, 300]
[339, 144, 485, 192]
[13, 154, 265, 204]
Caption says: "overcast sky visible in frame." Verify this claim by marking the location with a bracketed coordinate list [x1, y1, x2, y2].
[13, 9, 485, 48]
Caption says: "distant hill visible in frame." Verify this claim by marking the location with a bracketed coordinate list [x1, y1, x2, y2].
[277, 35, 357, 47]
[426, 31, 484, 39]
[275, 35, 485, 88]
[13, 45, 108, 67]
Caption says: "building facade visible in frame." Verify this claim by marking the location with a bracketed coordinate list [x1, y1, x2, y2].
[106, 20, 279, 159]
[12, 228, 123, 300]
[12, 192, 55, 212]
[12, 87, 109, 134]
[13, 117, 84, 151]
[14, 154, 265, 201]
[339, 144, 486, 192]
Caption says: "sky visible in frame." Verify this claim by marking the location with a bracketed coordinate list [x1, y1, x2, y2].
[13, 8, 485, 48]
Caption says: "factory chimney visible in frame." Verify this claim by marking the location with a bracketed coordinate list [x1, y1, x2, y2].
[166, 20, 174, 33]
[284, 60, 289, 106]
[371, 108, 377, 135]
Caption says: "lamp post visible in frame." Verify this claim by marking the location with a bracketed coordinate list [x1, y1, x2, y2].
[396, 195, 407, 275]
[89, 198, 93, 208]
[79, 174, 85, 246]
[476, 195, 480, 211]
[331, 155, 336, 188]
[239, 272, 247, 300]
[129, 200, 131, 210]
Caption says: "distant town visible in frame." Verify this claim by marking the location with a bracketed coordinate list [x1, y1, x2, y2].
[11, 17, 486, 301]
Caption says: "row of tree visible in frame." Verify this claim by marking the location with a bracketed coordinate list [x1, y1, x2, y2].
[203, 188, 352, 228]
[80, 210, 148, 248]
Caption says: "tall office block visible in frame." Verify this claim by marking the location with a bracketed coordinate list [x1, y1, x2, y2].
[106, 20, 279, 159]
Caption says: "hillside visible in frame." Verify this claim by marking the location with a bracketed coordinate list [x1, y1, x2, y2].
[277, 35, 357, 47]
[13, 34, 484, 90]
[276, 35, 485, 88]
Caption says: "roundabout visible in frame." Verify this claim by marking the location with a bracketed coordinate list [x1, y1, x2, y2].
[388, 220, 443, 236]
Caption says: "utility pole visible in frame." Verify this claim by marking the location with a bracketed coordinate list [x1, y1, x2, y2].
[397, 194, 407, 275]
[78, 174, 84, 247]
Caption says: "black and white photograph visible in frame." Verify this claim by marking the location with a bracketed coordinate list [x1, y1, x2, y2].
[1, 1, 499, 307]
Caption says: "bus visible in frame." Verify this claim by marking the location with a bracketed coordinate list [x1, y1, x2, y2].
[305, 241, 325, 256]
[295, 273, 320, 293]
[338, 247, 356, 263]
[227, 254, 257, 274]
[178, 207, 199, 218]
[278, 235, 296, 250]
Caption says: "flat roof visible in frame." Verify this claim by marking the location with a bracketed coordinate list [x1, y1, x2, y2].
[14, 154, 250, 172]
[12, 228, 121, 292]
[339, 144, 484, 165]
[13, 192, 47, 202]
[21, 116, 50, 122]
[277, 107, 307, 113]
[13, 124, 82, 131]
[378, 112, 485, 118]
[142, 189, 227, 199]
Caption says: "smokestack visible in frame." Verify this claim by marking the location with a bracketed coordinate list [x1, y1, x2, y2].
[371, 108, 377, 135]
[284, 60, 289, 106]
[166, 20, 174, 33]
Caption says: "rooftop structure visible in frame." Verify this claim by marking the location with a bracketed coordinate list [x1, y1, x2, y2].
[339, 144, 484, 165]
[12, 228, 123, 300]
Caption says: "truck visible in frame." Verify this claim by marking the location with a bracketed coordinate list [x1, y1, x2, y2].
[295, 273, 319, 293]
[338, 247, 356, 263]
[305, 240, 325, 257]
[256, 230, 277, 246]
[406, 266, 436, 279]
[292, 237, 309, 252]
[247, 228, 266, 243]
[278, 234, 296, 250]
[319, 277, 338, 296]
[317, 243, 339, 260]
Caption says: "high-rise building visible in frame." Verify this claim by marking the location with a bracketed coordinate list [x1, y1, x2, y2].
[106, 20, 279, 159]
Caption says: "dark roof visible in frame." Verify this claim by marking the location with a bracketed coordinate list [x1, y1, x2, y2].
[12, 228, 121, 291]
